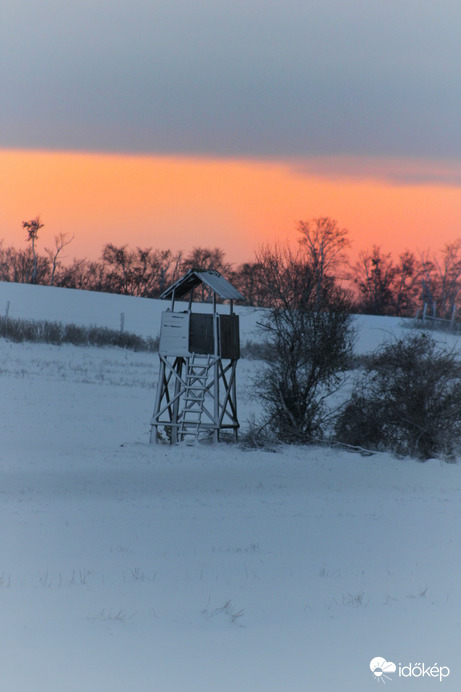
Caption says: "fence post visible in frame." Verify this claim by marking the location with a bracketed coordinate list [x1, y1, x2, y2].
[120, 312, 125, 333]
[5, 300, 10, 338]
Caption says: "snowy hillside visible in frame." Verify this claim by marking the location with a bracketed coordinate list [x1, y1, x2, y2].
[1, 283, 461, 691]
[0, 280, 262, 342]
[0, 279, 437, 353]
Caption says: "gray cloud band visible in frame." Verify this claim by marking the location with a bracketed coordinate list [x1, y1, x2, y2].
[1, 1, 461, 165]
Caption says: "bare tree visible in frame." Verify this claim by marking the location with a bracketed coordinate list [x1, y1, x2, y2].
[415, 242, 461, 320]
[101, 243, 174, 297]
[22, 216, 44, 283]
[46, 233, 74, 287]
[418, 249, 437, 314]
[130, 247, 173, 297]
[181, 246, 231, 275]
[102, 244, 132, 294]
[57, 258, 107, 291]
[392, 250, 422, 316]
[232, 261, 270, 306]
[253, 243, 354, 443]
[351, 246, 396, 315]
[433, 240, 461, 319]
[0, 243, 49, 284]
[297, 217, 350, 306]
[181, 247, 232, 301]
[169, 251, 183, 286]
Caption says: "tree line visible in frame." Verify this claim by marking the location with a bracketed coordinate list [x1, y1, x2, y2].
[4, 215, 461, 459]
[242, 222, 461, 460]
[2, 215, 461, 319]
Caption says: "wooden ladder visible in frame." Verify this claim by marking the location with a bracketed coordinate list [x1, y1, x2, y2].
[179, 354, 214, 444]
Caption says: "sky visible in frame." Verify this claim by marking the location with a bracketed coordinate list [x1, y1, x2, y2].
[1, 0, 461, 265]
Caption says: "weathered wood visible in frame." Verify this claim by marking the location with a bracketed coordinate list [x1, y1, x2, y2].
[159, 312, 189, 356]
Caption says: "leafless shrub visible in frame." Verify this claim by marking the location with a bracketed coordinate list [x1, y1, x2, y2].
[336, 333, 461, 460]
[253, 243, 355, 444]
[239, 414, 278, 450]
[0, 316, 159, 352]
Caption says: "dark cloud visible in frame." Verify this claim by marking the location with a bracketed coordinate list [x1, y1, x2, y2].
[289, 156, 461, 187]
[2, 0, 461, 164]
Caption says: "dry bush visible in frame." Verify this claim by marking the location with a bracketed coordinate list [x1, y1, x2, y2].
[253, 243, 355, 444]
[0, 316, 158, 352]
[335, 333, 461, 460]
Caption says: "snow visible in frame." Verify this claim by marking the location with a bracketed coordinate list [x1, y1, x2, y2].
[0, 279, 439, 351]
[0, 281, 263, 342]
[1, 282, 461, 691]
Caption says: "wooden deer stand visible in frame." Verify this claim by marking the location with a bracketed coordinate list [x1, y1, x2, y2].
[149, 269, 244, 444]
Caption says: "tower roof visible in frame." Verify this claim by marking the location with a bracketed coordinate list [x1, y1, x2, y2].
[160, 269, 244, 301]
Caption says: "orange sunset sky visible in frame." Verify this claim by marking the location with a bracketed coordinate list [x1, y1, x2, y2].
[1, 149, 461, 267]
[2, 2, 461, 268]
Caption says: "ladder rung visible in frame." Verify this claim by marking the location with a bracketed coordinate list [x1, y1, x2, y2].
[178, 355, 214, 443]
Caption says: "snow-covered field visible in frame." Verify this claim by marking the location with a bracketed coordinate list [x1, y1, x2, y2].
[1, 282, 461, 691]
[0, 279, 415, 353]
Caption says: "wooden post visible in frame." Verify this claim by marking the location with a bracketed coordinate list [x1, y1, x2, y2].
[171, 357, 183, 444]
[213, 293, 219, 442]
[5, 300, 10, 338]
[232, 360, 238, 441]
[150, 357, 166, 443]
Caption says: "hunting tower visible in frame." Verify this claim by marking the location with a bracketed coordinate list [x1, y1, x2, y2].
[149, 269, 244, 444]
